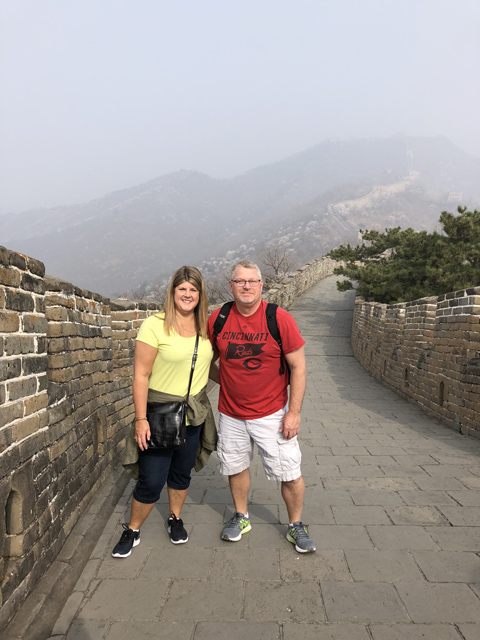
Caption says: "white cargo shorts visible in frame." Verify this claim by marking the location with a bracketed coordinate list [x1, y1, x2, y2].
[217, 405, 302, 482]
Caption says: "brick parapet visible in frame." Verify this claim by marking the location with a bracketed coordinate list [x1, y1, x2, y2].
[0, 245, 165, 631]
[264, 257, 338, 308]
[351, 286, 480, 438]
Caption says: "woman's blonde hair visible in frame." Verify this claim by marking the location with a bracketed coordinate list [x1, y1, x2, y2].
[163, 266, 209, 338]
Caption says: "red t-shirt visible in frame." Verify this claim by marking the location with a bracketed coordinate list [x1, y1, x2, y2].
[207, 300, 305, 419]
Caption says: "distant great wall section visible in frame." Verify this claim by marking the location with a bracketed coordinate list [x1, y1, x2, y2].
[352, 291, 480, 438]
[0, 245, 337, 629]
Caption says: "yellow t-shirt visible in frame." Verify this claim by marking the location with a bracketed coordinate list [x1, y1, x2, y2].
[136, 313, 213, 396]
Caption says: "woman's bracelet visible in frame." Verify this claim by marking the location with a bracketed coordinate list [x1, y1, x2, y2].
[135, 417, 148, 422]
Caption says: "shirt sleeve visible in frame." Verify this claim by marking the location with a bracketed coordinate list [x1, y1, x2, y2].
[276, 307, 306, 355]
[136, 315, 161, 349]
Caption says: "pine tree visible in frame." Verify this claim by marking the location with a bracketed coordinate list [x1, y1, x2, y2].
[328, 207, 480, 304]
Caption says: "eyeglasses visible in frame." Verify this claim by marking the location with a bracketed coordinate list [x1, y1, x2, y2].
[230, 279, 262, 287]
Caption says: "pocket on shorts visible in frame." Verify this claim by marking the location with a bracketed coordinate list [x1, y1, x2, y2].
[276, 434, 302, 475]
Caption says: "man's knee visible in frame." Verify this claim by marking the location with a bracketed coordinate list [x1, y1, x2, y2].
[229, 468, 250, 479]
[282, 475, 303, 487]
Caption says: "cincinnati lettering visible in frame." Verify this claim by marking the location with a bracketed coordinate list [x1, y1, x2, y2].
[221, 331, 269, 342]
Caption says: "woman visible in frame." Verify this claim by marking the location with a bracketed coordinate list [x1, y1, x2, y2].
[112, 266, 216, 558]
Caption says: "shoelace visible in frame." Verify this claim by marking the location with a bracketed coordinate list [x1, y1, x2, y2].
[229, 512, 246, 526]
[292, 523, 310, 539]
[170, 517, 184, 529]
[120, 523, 134, 540]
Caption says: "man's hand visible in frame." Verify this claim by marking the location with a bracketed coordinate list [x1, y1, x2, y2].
[280, 410, 301, 439]
[280, 345, 306, 440]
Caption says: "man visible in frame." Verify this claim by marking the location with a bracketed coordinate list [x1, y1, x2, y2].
[207, 260, 315, 552]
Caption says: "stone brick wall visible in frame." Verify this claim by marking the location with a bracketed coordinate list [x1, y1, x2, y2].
[351, 288, 480, 437]
[0, 245, 161, 629]
[264, 257, 338, 308]
[1, 245, 48, 611]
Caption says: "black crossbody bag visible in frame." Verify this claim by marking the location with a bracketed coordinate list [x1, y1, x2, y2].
[146, 334, 199, 450]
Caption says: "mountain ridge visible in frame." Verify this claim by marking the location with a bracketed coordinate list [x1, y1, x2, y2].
[2, 135, 479, 296]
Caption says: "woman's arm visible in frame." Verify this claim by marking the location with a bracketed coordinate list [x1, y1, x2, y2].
[133, 340, 158, 450]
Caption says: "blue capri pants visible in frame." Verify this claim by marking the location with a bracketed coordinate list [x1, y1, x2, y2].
[133, 423, 203, 504]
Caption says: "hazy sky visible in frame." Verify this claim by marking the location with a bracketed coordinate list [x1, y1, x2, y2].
[1, 0, 479, 213]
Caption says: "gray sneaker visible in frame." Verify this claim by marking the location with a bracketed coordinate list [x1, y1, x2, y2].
[221, 512, 252, 541]
[286, 521, 316, 553]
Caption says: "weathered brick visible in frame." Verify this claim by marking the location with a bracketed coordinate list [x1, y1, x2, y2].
[23, 355, 48, 376]
[46, 323, 65, 338]
[18, 431, 46, 465]
[24, 256, 44, 277]
[0, 247, 26, 270]
[7, 377, 37, 401]
[47, 337, 67, 353]
[22, 314, 47, 334]
[34, 296, 45, 314]
[20, 272, 45, 294]
[5, 289, 34, 312]
[0, 358, 21, 382]
[24, 392, 48, 416]
[48, 400, 72, 426]
[4, 335, 36, 356]
[0, 310, 20, 332]
[0, 446, 20, 480]
[48, 352, 77, 369]
[31, 449, 49, 478]
[36, 503, 52, 536]
[44, 275, 74, 294]
[0, 425, 12, 452]
[48, 368, 73, 383]
[75, 297, 100, 313]
[0, 266, 21, 287]
[47, 381, 66, 406]
[67, 337, 85, 350]
[37, 374, 48, 392]
[45, 307, 68, 322]
[11, 414, 41, 442]
[45, 293, 75, 308]
[1, 552, 35, 602]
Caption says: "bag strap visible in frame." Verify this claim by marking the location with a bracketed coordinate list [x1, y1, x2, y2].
[185, 334, 199, 403]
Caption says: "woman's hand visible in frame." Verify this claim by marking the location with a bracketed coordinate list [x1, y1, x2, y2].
[134, 418, 151, 451]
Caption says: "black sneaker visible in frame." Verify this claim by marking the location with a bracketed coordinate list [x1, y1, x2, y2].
[167, 513, 188, 544]
[112, 523, 140, 558]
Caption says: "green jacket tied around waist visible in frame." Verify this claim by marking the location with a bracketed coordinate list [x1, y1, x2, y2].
[122, 386, 217, 480]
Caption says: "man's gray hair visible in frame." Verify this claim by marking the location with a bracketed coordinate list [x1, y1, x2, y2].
[230, 260, 262, 281]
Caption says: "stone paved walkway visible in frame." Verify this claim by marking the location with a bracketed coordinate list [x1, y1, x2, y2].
[31, 277, 480, 638]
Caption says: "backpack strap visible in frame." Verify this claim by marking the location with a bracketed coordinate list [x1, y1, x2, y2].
[213, 300, 289, 379]
[211, 300, 234, 352]
[265, 303, 289, 377]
